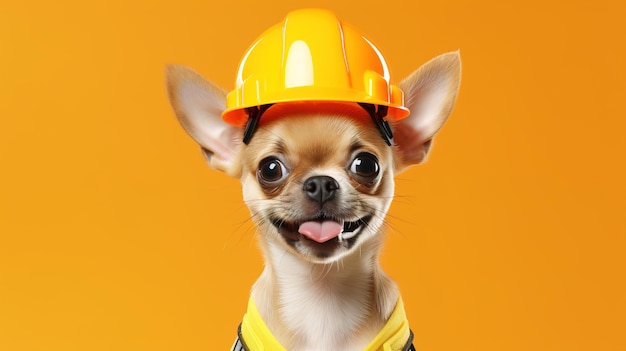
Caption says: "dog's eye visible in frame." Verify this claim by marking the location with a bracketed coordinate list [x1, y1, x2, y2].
[349, 152, 380, 179]
[258, 157, 288, 184]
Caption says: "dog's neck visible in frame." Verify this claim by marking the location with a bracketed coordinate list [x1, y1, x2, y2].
[251, 236, 399, 351]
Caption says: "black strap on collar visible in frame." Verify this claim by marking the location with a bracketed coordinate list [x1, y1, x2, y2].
[231, 324, 249, 351]
[231, 324, 415, 351]
[405, 329, 416, 351]
[241, 103, 394, 146]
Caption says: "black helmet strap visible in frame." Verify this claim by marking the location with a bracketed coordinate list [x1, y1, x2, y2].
[242, 104, 273, 144]
[357, 103, 394, 146]
[242, 103, 393, 146]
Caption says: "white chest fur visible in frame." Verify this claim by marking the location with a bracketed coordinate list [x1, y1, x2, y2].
[251, 242, 398, 351]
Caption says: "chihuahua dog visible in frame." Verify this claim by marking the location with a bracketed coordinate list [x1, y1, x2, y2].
[165, 12, 460, 350]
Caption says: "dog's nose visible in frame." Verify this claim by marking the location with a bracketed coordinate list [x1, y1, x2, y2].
[304, 176, 339, 205]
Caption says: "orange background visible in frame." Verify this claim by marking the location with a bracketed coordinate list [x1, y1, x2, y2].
[1, 0, 624, 350]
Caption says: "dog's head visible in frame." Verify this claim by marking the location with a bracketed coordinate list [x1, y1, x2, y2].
[239, 104, 395, 262]
[166, 52, 460, 263]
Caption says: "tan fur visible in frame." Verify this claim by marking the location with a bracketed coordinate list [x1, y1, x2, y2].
[165, 51, 461, 350]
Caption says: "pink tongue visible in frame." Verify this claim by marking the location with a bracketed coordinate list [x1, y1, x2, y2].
[298, 221, 343, 243]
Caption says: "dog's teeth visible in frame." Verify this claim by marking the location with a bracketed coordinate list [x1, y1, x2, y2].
[338, 221, 345, 242]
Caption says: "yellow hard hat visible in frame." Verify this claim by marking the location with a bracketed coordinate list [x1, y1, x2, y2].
[222, 8, 409, 135]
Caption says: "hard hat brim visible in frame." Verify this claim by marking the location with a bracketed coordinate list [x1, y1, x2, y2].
[222, 89, 409, 127]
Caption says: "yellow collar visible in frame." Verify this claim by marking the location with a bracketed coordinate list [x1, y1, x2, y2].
[238, 297, 412, 351]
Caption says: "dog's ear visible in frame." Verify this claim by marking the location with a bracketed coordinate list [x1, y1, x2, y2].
[393, 51, 461, 172]
[165, 64, 241, 177]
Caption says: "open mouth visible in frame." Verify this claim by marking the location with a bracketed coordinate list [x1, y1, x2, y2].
[270, 215, 372, 248]
[271, 215, 372, 258]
